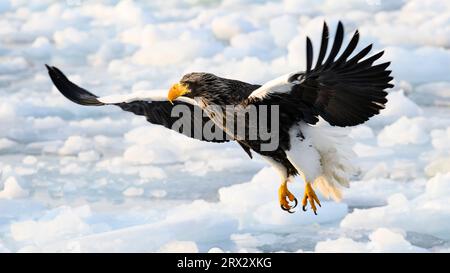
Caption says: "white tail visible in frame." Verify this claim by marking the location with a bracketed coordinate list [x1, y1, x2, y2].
[300, 120, 356, 201]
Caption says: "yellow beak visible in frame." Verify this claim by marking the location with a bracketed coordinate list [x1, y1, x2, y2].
[168, 83, 191, 104]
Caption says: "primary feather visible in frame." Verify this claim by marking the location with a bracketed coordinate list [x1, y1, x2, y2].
[248, 20, 393, 127]
[45, 65, 229, 143]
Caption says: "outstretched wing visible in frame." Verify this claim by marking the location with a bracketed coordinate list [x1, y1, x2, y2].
[46, 65, 228, 143]
[248, 21, 393, 127]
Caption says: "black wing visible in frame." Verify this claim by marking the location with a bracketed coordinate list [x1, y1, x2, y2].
[256, 21, 393, 127]
[46, 65, 228, 143]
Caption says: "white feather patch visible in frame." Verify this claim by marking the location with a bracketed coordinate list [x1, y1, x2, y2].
[285, 127, 322, 182]
[97, 89, 197, 105]
[287, 121, 356, 201]
[98, 90, 167, 104]
[248, 72, 296, 100]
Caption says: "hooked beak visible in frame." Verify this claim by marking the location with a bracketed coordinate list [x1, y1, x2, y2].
[168, 83, 191, 104]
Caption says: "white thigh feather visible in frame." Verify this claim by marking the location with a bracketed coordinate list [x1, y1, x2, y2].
[287, 120, 356, 201]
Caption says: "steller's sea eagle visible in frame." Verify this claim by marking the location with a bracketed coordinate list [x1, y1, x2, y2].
[46, 21, 393, 214]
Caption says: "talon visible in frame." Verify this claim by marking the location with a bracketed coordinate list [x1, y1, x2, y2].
[278, 180, 297, 213]
[302, 194, 308, 211]
[280, 205, 295, 213]
[302, 183, 321, 215]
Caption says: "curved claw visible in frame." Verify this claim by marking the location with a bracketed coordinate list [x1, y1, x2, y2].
[302, 195, 308, 211]
[278, 181, 297, 214]
[302, 183, 321, 215]
[280, 205, 295, 213]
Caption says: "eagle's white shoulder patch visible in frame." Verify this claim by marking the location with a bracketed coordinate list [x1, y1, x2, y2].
[248, 72, 298, 100]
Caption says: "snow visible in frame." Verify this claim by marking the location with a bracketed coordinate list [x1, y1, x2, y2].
[22, 156, 38, 165]
[431, 127, 450, 150]
[1, 0, 450, 253]
[368, 90, 423, 127]
[58, 136, 94, 155]
[0, 138, 17, 151]
[349, 125, 374, 140]
[384, 46, 450, 84]
[123, 187, 144, 197]
[150, 190, 167, 198]
[377, 117, 430, 147]
[425, 157, 450, 177]
[208, 247, 224, 253]
[25, 36, 52, 60]
[60, 163, 85, 175]
[10, 205, 92, 247]
[341, 173, 450, 240]
[315, 228, 428, 253]
[0, 57, 28, 74]
[158, 241, 199, 253]
[218, 167, 348, 229]
[138, 166, 167, 180]
[78, 150, 100, 162]
[412, 82, 450, 107]
[0, 177, 29, 199]
[131, 29, 223, 66]
[211, 14, 255, 41]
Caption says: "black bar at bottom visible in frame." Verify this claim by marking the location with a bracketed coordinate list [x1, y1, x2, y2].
[0, 252, 444, 272]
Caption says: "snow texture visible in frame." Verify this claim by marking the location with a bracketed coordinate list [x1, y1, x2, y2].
[0, 0, 449, 253]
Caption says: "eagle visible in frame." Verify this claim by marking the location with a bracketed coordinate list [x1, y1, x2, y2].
[46, 21, 393, 214]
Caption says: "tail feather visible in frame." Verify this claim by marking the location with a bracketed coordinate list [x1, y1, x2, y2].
[301, 120, 356, 201]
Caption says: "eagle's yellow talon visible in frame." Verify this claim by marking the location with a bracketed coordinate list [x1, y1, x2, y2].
[302, 196, 308, 211]
[291, 197, 298, 209]
[279, 180, 297, 213]
[302, 183, 321, 215]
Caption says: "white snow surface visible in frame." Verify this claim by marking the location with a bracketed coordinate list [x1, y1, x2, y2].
[0, 0, 450, 252]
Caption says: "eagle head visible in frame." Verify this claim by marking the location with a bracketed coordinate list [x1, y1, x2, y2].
[168, 72, 226, 104]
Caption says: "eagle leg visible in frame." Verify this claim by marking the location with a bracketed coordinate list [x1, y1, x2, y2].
[278, 180, 298, 213]
[302, 182, 321, 215]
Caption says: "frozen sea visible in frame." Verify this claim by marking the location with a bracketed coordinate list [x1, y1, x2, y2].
[0, 0, 450, 252]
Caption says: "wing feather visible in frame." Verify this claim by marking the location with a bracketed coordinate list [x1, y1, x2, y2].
[322, 21, 344, 69]
[315, 22, 329, 68]
[46, 65, 228, 143]
[306, 37, 313, 73]
[247, 21, 393, 128]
